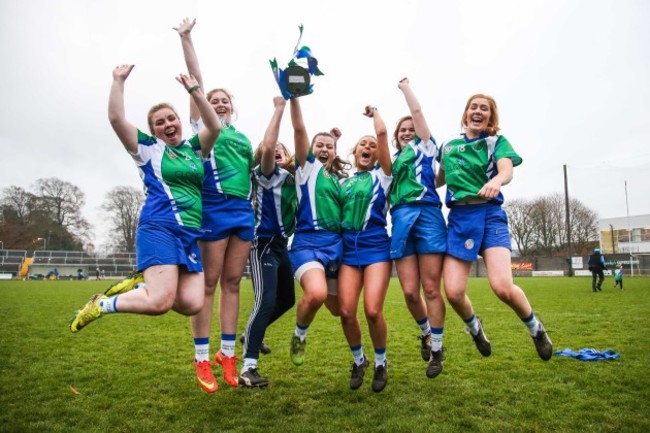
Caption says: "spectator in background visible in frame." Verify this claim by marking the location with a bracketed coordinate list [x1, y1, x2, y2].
[588, 247, 606, 292]
[613, 264, 624, 290]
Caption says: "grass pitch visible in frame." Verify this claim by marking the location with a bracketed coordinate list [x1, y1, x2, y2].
[0, 276, 649, 432]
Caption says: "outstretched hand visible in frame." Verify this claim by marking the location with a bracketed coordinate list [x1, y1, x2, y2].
[176, 73, 199, 92]
[112, 64, 135, 82]
[173, 17, 196, 36]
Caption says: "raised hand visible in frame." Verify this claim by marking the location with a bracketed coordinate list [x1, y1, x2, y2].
[398, 77, 410, 90]
[363, 105, 377, 118]
[173, 18, 196, 37]
[273, 96, 287, 110]
[112, 64, 135, 82]
[330, 127, 342, 140]
[175, 73, 200, 93]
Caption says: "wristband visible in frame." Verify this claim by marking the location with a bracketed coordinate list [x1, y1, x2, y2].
[188, 84, 200, 94]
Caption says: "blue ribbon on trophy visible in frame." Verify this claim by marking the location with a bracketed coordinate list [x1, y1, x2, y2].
[270, 24, 324, 99]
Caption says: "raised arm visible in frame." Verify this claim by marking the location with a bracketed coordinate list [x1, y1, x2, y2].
[108, 64, 138, 154]
[176, 73, 221, 157]
[290, 98, 310, 168]
[260, 97, 287, 177]
[398, 77, 432, 143]
[174, 18, 204, 122]
[363, 105, 391, 175]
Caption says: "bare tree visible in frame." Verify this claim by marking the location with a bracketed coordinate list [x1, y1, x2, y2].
[1, 186, 36, 225]
[101, 186, 144, 252]
[528, 195, 564, 256]
[504, 198, 536, 257]
[569, 198, 599, 255]
[33, 177, 91, 239]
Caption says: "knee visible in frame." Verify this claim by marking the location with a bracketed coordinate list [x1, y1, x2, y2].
[177, 297, 204, 316]
[364, 307, 383, 324]
[150, 295, 175, 315]
[402, 289, 421, 305]
[444, 288, 465, 307]
[340, 309, 357, 324]
[339, 301, 358, 321]
[221, 274, 243, 294]
[302, 292, 326, 309]
[421, 283, 442, 301]
[491, 283, 514, 304]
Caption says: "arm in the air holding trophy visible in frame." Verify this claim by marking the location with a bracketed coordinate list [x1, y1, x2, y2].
[174, 18, 204, 122]
[398, 77, 432, 143]
[363, 106, 391, 176]
[291, 98, 310, 168]
[260, 97, 287, 177]
[108, 64, 138, 154]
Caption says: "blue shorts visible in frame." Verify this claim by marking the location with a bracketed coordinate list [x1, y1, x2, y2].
[136, 220, 203, 273]
[447, 202, 511, 262]
[390, 204, 447, 259]
[201, 195, 254, 242]
[289, 230, 342, 279]
[342, 226, 391, 267]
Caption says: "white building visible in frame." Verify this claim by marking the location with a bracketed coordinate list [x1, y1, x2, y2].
[599, 214, 650, 254]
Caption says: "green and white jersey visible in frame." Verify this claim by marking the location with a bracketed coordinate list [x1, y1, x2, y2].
[340, 166, 392, 232]
[132, 130, 204, 228]
[253, 165, 297, 238]
[440, 132, 522, 206]
[390, 136, 441, 209]
[295, 149, 342, 233]
[191, 118, 254, 201]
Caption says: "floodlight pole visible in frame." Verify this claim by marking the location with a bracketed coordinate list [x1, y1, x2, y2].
[625, 180, 633, 277]
[563, 165, 573, 277]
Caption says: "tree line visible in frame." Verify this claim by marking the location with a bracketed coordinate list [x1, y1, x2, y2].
[0, 177, 143, 253]
[504, 192, 599, 257]
[1, 178, 599, 257]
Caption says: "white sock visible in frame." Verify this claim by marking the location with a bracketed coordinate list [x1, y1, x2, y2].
[194, 338, 210, 362]
[99, 296, 118, 314]
[417, 317, 430, 336]
[351, 345, 365, 365]
[294, 325, 308, 342]
[221, 336, 236, 357]
[242, 358, 257, 373]
[465, 315, 479, 336]
[523, 313, 540, 336]
[431, 328, 444, 352]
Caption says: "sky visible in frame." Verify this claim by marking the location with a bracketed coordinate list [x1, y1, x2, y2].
[1, 0, 649, 250]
